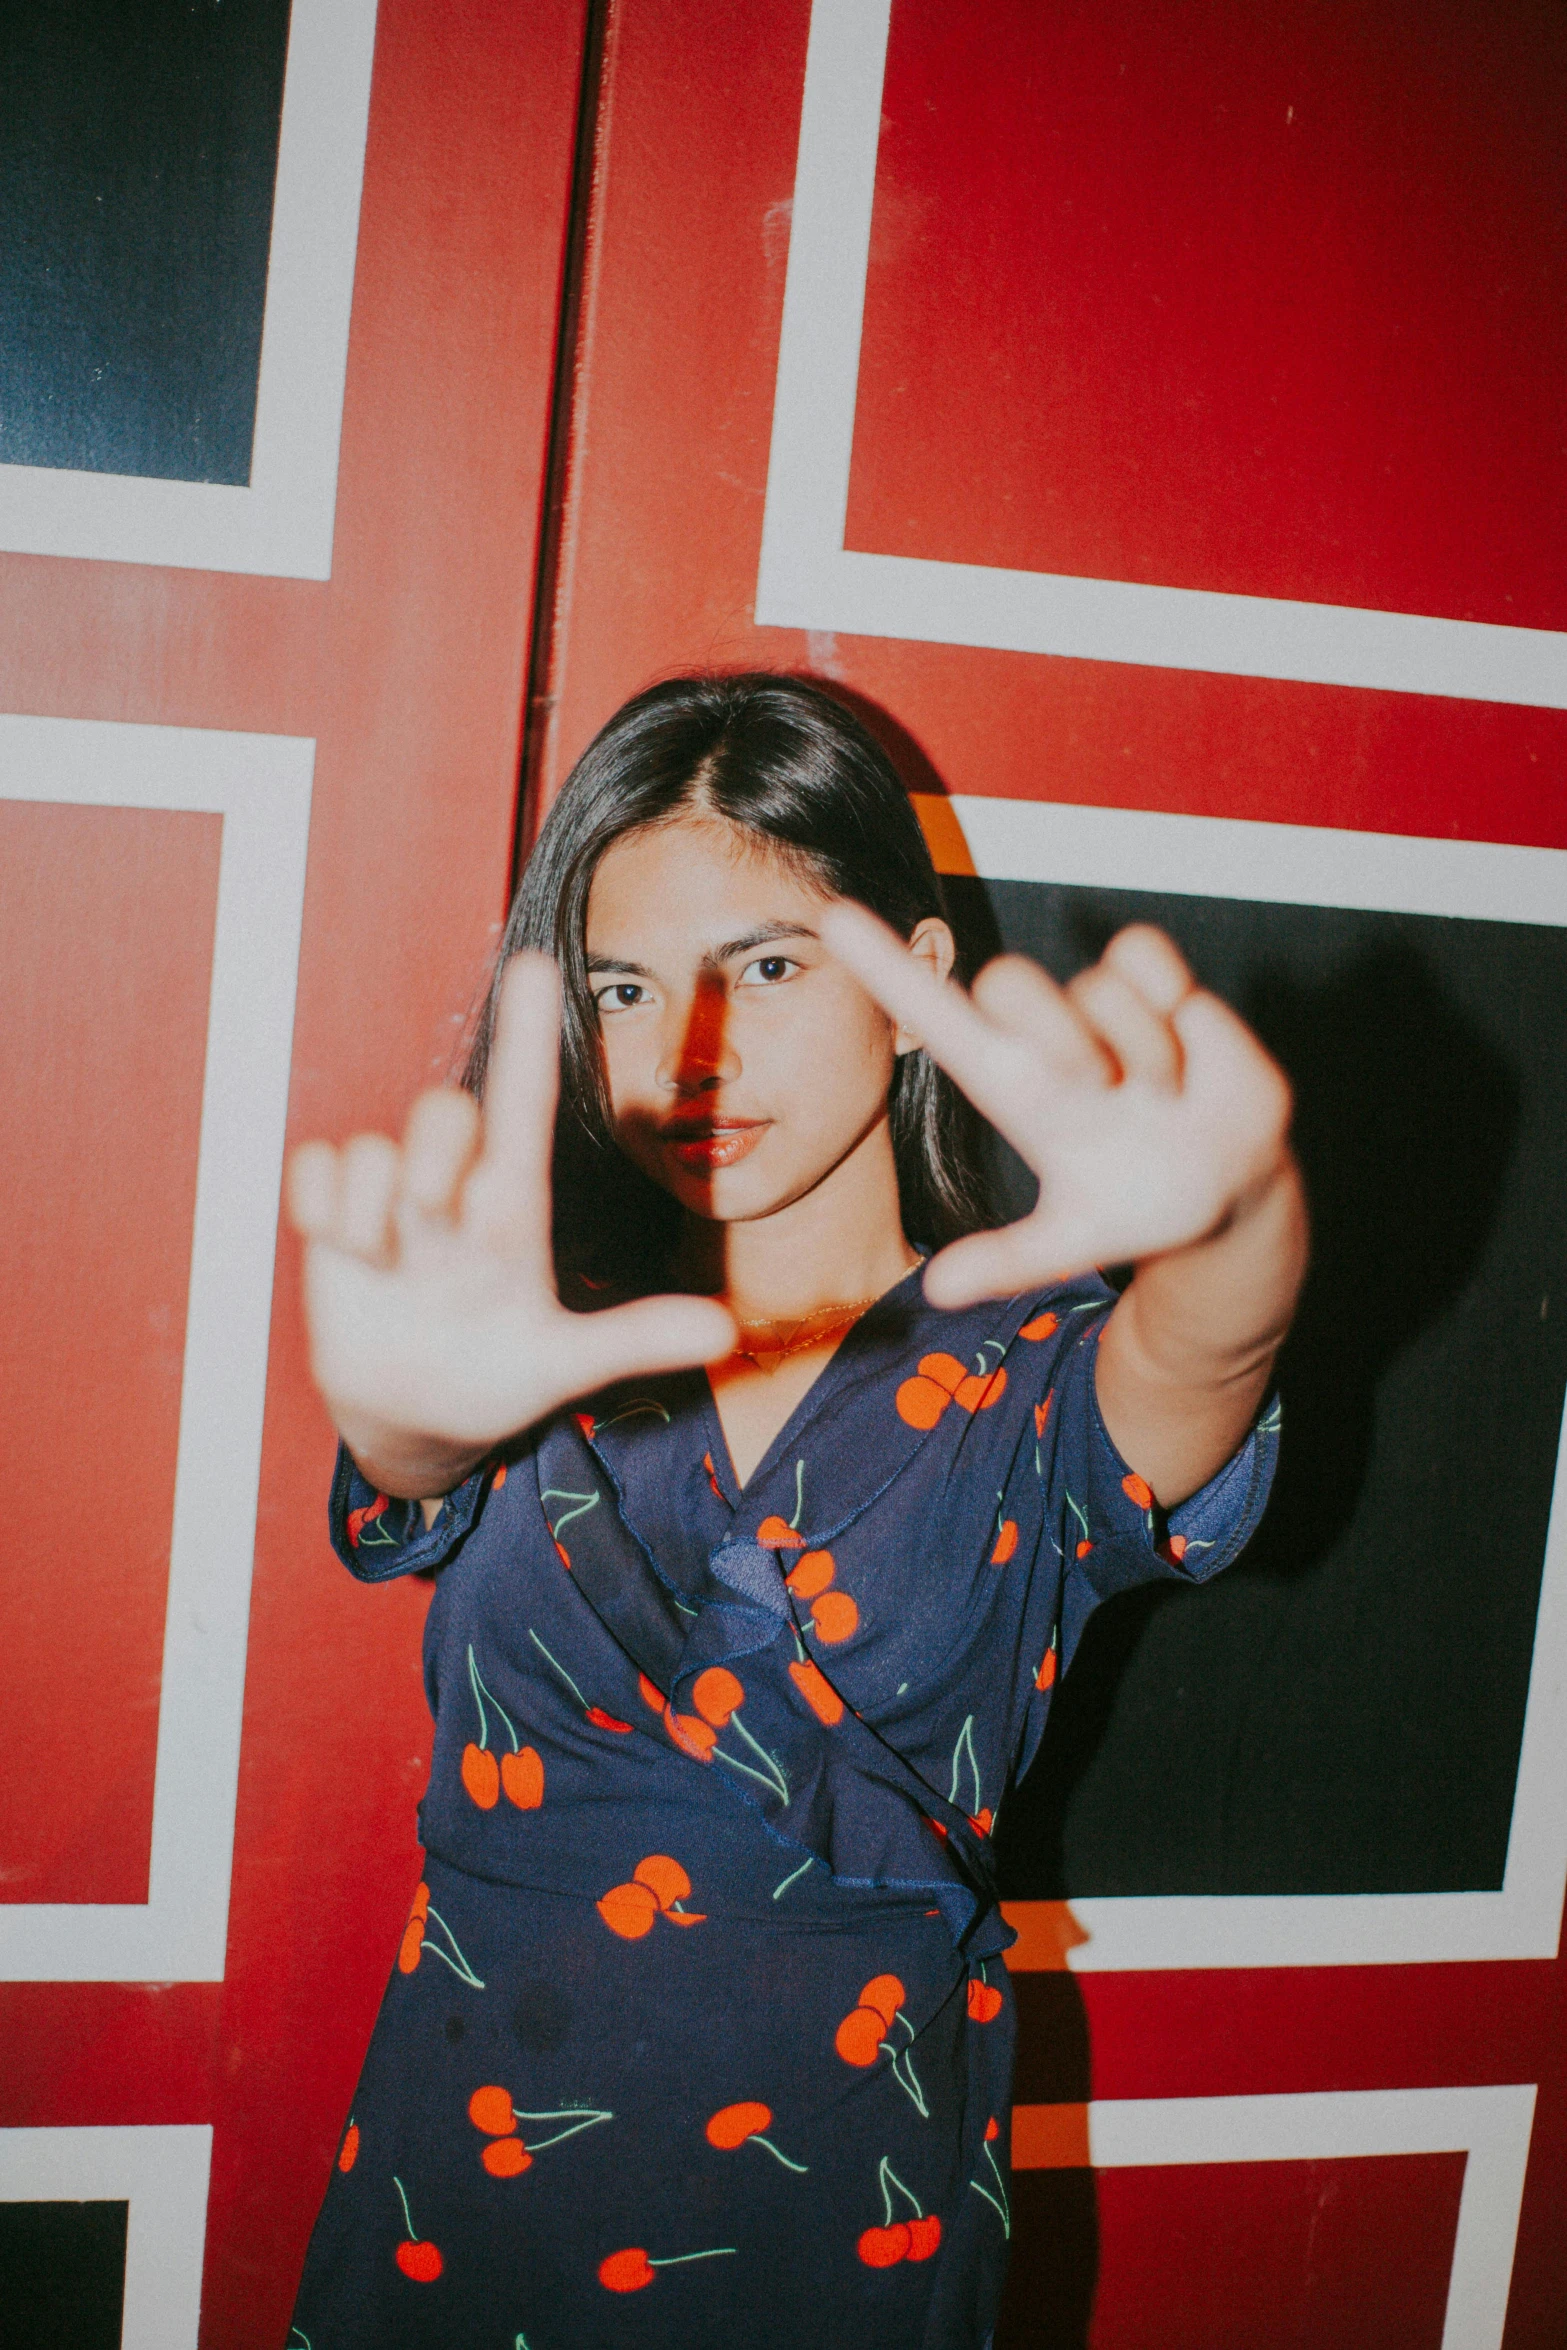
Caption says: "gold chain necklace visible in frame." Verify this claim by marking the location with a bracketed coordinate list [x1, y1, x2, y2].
[726, 1297, 878, 1373]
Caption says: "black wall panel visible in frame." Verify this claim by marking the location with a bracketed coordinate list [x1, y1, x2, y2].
[0, 2200, 127, 2350]
[945, 879, 1567, 1898]
[0, 0, 293, 484]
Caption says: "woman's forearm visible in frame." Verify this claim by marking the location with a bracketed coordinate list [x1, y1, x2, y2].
[1096, 1147, 1308, 1507]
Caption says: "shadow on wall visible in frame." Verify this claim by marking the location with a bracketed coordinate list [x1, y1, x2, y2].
[993, 906, 1521, 1903]
[807, 682, 1527, 2347]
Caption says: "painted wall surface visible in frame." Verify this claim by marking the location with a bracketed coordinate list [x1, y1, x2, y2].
[534, 2, 1567, 2345]
[2, 1, 1564, 2345]
[0, 4, 588, 2343]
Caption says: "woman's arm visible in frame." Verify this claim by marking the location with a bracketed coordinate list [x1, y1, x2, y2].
[820, 908, 1308, 1507]
[287, 956, 735, 1500]
[1095, 1146, 1306, 1503]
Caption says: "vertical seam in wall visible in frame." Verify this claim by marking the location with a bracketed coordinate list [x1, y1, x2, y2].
[512, 0, 615, 891]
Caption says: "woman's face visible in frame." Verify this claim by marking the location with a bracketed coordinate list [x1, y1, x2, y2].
[584, 815, 949, 1228]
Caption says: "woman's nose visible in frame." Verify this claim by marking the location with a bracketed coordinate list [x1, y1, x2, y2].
[656, 976, 739, 1093]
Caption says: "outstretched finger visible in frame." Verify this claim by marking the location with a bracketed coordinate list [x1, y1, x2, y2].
[1102, 923, 1195, 1016]
[573, 1294, 739, 1392]
[465, 954, 559, 1264]
[971, 955, 1112, 1083]
[403, 1086, 482, 1218]
[1067, 964, 1181, 1088]
[338, 1133, 402, 1265]
[286, 1139, 340, 1240]
[819, 901, 1014, 1116]
[922, 1214, 1105, 1309]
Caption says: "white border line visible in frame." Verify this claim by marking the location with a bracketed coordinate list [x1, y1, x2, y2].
[756, 0, 1567, 708]
[0, 0, 378, 579]
[1012, 2086, 1537, 2350]
[955, 793, 1567, 1968]
[0, 714, 313, 1980]
[0, 2125, 213, 2350]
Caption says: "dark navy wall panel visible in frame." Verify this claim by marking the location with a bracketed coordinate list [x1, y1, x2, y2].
[0, 0, 292, 484]
[0, 2201, 127, 2350]
[965, 881, 1567, 1899]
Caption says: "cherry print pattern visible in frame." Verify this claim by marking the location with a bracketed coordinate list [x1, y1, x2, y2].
[337, 2122, 359, 2173]
[599, 2245, 737, 2294]
[392, 2177, 442, 2281]
[527, 1627, 632, 1734]
[895, 1350, 1008, 1431]
[691, 1667, 743, 1726]
[597, 1854, 706, 1938]
[857, 2157, 942, 2267]
[788, 1656, 844, 1725]
[969, 2118, 1012, 2238]
[466, 2083, 612, 2175]
[346, 1492, 394, 1548]
[398, 1881, 484, 1986]
[834, 1975, 928, 2113]
[990, 1511, 1019, 1564]
[967, 1973, 1003, 2023]
[298, 1271, 1277, 2345]
[705, 2101, 808, 2171]
[659, 1668, 792, 1801]
[785, 1549, 834, 1600]
[540, 1479, 600, 1574]
[462, 1646, 544, 1812]
[783, 1542, 862, 1645]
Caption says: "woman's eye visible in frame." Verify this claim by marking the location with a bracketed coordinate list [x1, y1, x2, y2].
[594, 981, 647, 1013]
[738, 955, 799, 987]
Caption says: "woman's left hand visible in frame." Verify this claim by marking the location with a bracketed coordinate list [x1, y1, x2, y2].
[821, 904, 1293, 1309]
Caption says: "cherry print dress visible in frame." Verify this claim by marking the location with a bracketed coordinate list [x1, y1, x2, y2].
[288, 1268, 1277, 2350]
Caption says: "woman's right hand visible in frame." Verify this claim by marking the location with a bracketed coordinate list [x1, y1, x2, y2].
[286, 955, 736, 1498]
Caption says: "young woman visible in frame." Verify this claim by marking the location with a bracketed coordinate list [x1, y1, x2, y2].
[285, 674, 1306, 2349]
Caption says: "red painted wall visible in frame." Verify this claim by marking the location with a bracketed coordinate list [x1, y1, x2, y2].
[3, 2, 1562, 2342]
[532, 3, 1567, 2344]
[0, 5, 587, 2341]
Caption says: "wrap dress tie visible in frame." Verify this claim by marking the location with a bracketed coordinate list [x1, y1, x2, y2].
[289, 1266, 1276, 2349]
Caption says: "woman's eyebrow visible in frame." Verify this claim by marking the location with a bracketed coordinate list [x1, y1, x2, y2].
[585, 953, 657, 977]
[584, 923, 817, 979]
[704, 922, 818, 965]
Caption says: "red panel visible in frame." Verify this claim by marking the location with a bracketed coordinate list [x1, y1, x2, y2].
[848, 0, 1567, 632]
[538, 0, 1567, 857]
[0, 803, 219, 1905]
[0, 4, 587, 2343]
[1003, 2155, 1465, 2350]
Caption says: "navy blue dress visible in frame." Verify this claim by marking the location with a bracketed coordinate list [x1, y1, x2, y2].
[288, 1268, 1276, 2350]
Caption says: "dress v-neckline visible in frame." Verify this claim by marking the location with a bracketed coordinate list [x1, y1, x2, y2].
[700, 1259, 931, 1507]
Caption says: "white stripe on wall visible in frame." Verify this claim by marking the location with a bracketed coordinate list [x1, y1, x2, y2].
[1011, 2085, 1537, 2350]
[758, 0, 1567, 709]
[0, 715, 313, 1981]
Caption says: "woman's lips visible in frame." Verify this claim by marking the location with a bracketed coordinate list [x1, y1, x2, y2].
[663, 1122, 767, 1171]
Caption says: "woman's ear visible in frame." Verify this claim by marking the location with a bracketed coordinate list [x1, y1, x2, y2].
[893, 917, 957, 1055]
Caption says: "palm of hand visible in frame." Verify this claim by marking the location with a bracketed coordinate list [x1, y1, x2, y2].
[288, 957, 733, 1466]
[820, 907, 1292, 1307]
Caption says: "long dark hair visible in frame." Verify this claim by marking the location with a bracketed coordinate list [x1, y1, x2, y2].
[466, 672, 993, 1292]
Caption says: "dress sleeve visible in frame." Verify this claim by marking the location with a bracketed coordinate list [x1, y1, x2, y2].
[328, 1442, 490, 1582]
[1041, 1306, 1280, 1672]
